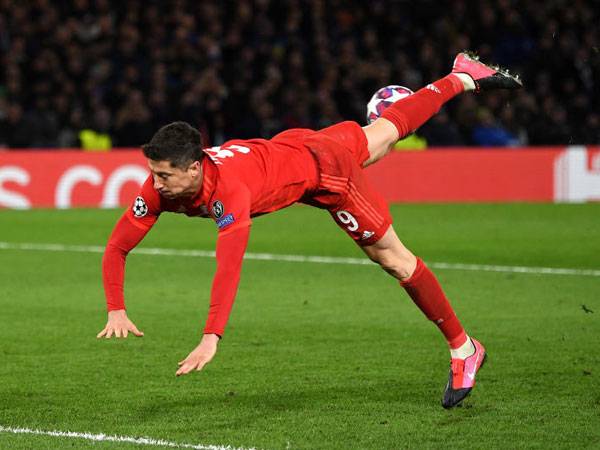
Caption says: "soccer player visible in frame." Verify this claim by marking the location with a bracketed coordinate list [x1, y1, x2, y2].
[98, 53, 521, 408]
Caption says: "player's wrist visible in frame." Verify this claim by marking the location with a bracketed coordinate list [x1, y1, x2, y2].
[108, 309, 127, 317]
[203, 333, 221, 342]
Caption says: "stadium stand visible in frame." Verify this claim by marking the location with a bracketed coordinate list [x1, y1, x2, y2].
[0, 0, 599, 148]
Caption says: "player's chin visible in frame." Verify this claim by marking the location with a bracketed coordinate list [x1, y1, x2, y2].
[159, 191, 178, 199]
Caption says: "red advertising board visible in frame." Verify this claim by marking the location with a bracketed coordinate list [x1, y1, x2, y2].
[1, 147, 599, 208]
[364, 148, 563, 202]
[0, 150, 147, 208]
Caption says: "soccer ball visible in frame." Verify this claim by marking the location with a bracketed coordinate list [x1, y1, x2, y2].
[366, 85, 414, 124]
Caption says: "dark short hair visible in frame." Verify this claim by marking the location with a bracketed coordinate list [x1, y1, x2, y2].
[142, 121, 204, 168]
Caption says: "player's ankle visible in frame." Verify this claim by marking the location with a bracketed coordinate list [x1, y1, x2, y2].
[452, 73, 476, 92]
[450, 336, 475, 359]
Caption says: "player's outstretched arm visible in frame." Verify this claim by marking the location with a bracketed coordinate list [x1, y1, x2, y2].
[99, 210, 157, 339]
[97, 309, 144, 338]
[175, 224, 251, 376]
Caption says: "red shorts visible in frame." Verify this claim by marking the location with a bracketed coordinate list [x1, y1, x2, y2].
[301, 121, 392, 246]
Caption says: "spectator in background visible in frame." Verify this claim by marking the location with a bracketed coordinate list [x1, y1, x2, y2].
[0, 97, 8, 147]
[79, 107, 113, 151]
[0, 103, 30, 148]
[114, 90, 153, 147]
[529, 100, 573, 145]
[1, 0, 600, 148]
[22, 97, 60, 147]
[579, 114, 600, 144]
[419, 111, 465, 147]
[56, 107, 85, 148]
[471, 108, 519, 147]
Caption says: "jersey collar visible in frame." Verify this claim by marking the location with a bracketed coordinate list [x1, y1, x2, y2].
[196, 155, 218, 207]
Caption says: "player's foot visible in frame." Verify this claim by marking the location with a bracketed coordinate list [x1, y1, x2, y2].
[442, 337, 486, 409]
[452, 51, 522, 92]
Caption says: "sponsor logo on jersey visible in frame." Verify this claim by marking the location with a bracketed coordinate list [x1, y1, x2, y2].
[426, 83, 441, 94]
[212, 200, 224, 218]
[361, 230, 375, 240]
[132, 196, 148, 218]
[216, 213, 235, 229]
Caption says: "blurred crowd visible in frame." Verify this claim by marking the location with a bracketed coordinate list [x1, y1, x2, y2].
[1, 0, 599, 149]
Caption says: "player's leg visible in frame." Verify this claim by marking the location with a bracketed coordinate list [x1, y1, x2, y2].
[320, 160, 486, 408]
[361, 74, 469, 166]
[361, 226, 487, 409]
[362, 52, 522, 167]
[362, 226, 468, 348]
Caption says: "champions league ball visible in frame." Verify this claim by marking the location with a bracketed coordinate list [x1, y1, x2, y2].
[366, 85, 414, 124]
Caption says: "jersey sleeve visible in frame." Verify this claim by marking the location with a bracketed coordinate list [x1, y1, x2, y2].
[102, 176, 162, 311]
[203, 180, 252, 336]
[124, 175, 162, 231]
[207, 178, 252, 235]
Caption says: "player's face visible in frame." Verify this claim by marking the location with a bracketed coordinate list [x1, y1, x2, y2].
[148, 159, 202, 199]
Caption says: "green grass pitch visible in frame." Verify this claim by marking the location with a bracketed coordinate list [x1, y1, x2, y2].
[0, 203, 599, 449]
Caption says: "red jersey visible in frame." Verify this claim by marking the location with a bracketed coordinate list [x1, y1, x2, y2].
[103, 130, 320, 336]
[102, 121, 388, 336]
[132, 131, 320, 230]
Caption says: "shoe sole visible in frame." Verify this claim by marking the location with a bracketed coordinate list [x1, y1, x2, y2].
[476, 73, 523, 91]
[454, 51, 523, 91]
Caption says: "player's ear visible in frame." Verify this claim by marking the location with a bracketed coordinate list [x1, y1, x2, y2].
[189, 160, 202, 176]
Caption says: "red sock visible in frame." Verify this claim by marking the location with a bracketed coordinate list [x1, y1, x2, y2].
[381, 74, 464, 138]
[400, 257, 467, 349]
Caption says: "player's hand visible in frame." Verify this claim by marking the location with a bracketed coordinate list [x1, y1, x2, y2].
[96, 309, 144, 339]
[176, 333, 220, 376]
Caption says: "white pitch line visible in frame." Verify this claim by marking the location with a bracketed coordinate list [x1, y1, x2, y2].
[0, 241, 599, 277]
[0, 425, 256, 450]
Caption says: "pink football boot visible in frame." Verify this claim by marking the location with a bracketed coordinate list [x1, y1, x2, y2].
[452, 51, 523, 92]
[442, 337, 487, 408]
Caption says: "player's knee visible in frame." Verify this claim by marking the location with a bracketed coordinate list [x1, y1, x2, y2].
[372, 252, 416, 281]
[364, 146, 391, 167]
[362, 120, 399, 167]
[383, 261, 415, 281]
